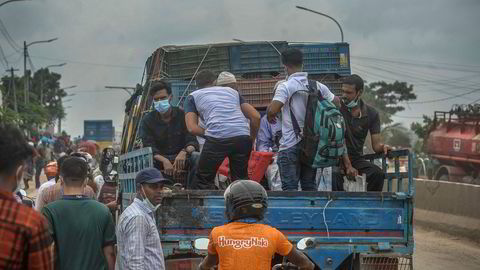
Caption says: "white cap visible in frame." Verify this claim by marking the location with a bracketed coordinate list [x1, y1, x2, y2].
[216, 71, 237, 86]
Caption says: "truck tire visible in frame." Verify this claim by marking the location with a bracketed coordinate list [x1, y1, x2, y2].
[438, 174, 449, 181]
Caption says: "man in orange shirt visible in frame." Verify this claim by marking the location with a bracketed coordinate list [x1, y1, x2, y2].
[197, 180, 314, 270]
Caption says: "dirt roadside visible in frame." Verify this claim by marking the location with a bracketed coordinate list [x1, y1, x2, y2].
[414, 226, 480, 269]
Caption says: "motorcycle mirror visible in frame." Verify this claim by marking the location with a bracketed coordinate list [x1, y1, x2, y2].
[113, 156, 119, 164]
[18, 189, 27, 197]
[194, 238, 209, 250]
[297, 237, 315, 250]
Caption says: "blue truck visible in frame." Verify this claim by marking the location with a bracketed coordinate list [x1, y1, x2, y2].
[118, 41, 414, 269]
[118, 148, 414, 270]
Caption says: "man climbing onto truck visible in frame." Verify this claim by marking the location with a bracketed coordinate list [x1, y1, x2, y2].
[197, 180, 314, 270]
[267, 48, 348, 191]
[184, 70, 260, 189]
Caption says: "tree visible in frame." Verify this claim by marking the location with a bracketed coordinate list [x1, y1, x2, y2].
[30, 68, 66, 124]
[0, 68, 65, 132]
[410, 115, 434, 140]
[410, 115, 434, 153]
[383, 124, 412, 148]
[362, 81, 417, 125]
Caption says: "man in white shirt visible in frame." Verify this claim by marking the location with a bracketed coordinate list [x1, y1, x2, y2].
[34, 159, 61, 211]
[267, 48, 341, 191]
[184, 70, 260, 189]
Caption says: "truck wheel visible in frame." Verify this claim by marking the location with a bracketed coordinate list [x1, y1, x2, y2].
[438, 174, 449, 181]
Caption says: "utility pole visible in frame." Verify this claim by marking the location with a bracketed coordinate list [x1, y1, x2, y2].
[296, 6, 345, 42]
[23, 41, 27, 104]
[6, 67, 19, 113]
[23, 38, 58, 105]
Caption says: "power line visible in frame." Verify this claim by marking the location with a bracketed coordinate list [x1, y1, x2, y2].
[353, 62, 478, 101]
[29, 55, 143, 70]
[352, 55, 480, 74]
[0, 18, 21, 52]
[0, 43, 8, 68]
[354, 62, 478, 91]
[353, 54, 480, 69]
[27, 54, 35, 73]
[355, 59, 480, 89]
[351, 64, 474, 101]
[405, 88, 480, 104]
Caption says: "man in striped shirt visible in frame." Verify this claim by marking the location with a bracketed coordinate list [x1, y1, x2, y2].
[116, 168, 169, 270]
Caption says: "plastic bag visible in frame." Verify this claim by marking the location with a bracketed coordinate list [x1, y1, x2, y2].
[316, 167, 332, 191]
[343, 174, 366, 192]
[266, 156, 282, 191]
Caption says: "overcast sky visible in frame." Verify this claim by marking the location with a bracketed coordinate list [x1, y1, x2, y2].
[1, 0, 479, 137]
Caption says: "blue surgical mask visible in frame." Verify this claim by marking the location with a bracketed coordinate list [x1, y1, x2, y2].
[343, 95, 359, 110]
[154, 100, 171, 114]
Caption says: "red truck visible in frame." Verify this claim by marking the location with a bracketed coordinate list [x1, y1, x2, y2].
[423, 105, 480, 184]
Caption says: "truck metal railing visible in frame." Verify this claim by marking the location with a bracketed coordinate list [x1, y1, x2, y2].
[363, 149, 415, 196]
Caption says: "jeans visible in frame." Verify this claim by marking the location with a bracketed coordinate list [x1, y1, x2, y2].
[192, 135, 252, 190]
[332, 158, 385, 191]
[187, 152, 200, 188]
[277, 144, 317, 191]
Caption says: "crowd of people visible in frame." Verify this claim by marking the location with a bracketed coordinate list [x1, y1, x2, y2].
[0, 47, 392, 270]
[140, 47, 391, 192]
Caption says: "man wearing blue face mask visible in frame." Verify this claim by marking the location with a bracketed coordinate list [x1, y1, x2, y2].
[334, 74, 392, 191]
[116, 168, 170, 270]
[139, 80, 199, 186]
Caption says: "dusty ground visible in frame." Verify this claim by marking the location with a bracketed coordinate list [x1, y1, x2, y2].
[414, 226, 480, 269]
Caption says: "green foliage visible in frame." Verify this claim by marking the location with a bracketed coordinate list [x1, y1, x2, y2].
[410, 115, 433, 140]
[362, 81, 417, 125]
[382, 123, 412, 148]
[0, 107, 21, 124]
[410, 115, 434, 153]
[1, 68, 65, 132]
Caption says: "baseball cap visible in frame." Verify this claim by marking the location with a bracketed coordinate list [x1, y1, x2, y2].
[135, 168, 171, 185]
[216, 71, 237, 86]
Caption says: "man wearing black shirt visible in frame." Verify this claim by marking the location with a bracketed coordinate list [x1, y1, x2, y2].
[335, 75, 392, 191]
[139, 80, 199, 186]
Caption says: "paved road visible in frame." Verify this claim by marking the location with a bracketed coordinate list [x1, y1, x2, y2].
[414, 226, 480, 269]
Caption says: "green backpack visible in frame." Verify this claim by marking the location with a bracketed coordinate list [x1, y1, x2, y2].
[290, 80, 346, 168]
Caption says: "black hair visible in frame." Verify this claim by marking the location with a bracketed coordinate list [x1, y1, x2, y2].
[281, 48, 303, 67]
[55, 155, 69, 182]
[149, 80, 172, 96]
[60, 157, 88, 183]
[342, 74, 364, 93]
[0, 123, 34, 175]
[195, 70, 217, 88]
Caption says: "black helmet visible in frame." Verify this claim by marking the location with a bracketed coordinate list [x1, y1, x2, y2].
[224, 180, 268, 222]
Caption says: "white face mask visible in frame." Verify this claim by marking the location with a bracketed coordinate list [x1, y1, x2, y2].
[141, 185, 161, 212]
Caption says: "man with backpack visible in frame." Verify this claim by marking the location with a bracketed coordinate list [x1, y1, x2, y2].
[267, 48, 353, 191]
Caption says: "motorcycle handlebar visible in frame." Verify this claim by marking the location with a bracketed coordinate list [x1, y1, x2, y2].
[272, 262, 299, 270]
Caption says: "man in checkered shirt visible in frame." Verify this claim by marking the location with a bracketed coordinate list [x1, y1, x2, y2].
[0, 123, 54, 270]
[116, 168, 170, 270]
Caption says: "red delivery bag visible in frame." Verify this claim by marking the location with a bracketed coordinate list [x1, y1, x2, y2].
[217, 151, 274, 183]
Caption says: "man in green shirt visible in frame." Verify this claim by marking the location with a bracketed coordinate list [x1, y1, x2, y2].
[42, 156, 116, 270]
